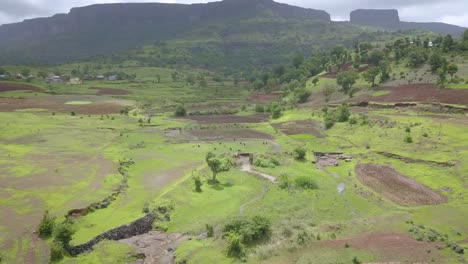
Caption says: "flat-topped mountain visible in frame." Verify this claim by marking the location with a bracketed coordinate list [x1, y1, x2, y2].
[0, 0, 331, 65]
[350, 9, 400, 30]
[350, 9, 465, 36]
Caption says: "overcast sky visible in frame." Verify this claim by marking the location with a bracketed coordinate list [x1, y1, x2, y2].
[1, 0, 467, 27]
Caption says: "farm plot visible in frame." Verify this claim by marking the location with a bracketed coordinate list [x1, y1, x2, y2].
[355, 164, 447, 206]
[272, 120, 324, 138]
[353, 84, 468, 105]
[180, 114, 268, 124]
[0, 82, 41, 92]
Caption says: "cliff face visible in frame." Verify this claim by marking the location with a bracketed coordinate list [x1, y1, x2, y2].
[349, 9, 466, 35]
[0, 0, 330, 64]
[350, 9, 400, 29]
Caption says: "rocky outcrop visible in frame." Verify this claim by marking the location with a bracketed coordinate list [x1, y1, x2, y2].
[67, 214, 155, 256]
[350, 9, 400, 30]
[350, 9, 466, 35]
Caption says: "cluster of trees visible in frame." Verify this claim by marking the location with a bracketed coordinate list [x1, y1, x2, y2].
[223, 216, 271, 259]
[37, 211, 75, 262]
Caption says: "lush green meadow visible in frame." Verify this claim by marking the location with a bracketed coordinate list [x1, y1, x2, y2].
[1, 50, 467, 264]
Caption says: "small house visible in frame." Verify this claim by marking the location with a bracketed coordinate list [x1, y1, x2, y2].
[96, 75, 105, 80]
[107, 75, 117, 81]
[69, 77, 83, 85]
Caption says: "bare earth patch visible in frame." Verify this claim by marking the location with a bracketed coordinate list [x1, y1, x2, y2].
[353, 84, 468, 105]
[0, 82, 41, 92]
[119, 231, 189, 264]
[187, 128, 273, 140]
[90, 87, 130, 96]
[321, 233, 442, 263]
[181, 114, 268, 124]
[249, 92, 282, 103]
[355, 164, 447, 206]
[271, 120, 324, 137]
[0, 97, 123, 114]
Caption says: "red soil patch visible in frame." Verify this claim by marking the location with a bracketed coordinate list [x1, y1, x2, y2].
[0, 97, 122, 114]
[249, 92, 282, 103]
[0, 82, 41, 92]
[271, 120, 324, 137]
[355, 164, 447, 206]
[321, 233, 442, 262]
[188, 128, 274, 140]
[353, 84, 468, 105]
[182, 114, 268, 124]
[90, 87, 130, 95]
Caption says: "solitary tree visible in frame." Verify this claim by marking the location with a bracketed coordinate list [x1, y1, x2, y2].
[206, 155, 222, 182]
[437, 67, 447, 87]
[447, 63, 458, 81]
[336, 69, 359, 95]
[362, 67, 380, 87]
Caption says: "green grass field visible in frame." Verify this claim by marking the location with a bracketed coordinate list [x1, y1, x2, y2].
[0, 55, 467, 264]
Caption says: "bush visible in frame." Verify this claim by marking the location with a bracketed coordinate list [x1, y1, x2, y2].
[53, 223, 74, 245]
[278, 174, 291, 190]
[50, 241, 66, 263]
[223, 216, 271, 244]
[352, 256, 362, 264]
[348, 116, 358, 125]
[255, 105, 265, 113]
[324, 115, 335, 129]
[206, 224, 214, 238]
[226, 232, 246, 259]
[38, 211, 55, 238]
[293, 147, 306, 160]
[294, 176, 318, 190]
[336, 104, 350, 122]
[271, 107, 281, 119]
[193, 176, 203, 192]
[404, 135, 413, 143]
[174, 105, 186, 117]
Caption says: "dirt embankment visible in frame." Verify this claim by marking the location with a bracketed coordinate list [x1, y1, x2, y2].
[376, 151, 455, 167]
[0, 82, 42, 92]
[353, 84, 468, 105]
[90, 87, 130, 96]
[249, 92, 282, 103]
[355, 164, 447, 206]
[181, 114, 268, 124]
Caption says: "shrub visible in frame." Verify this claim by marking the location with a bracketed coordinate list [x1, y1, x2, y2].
[70, 111, 76, 116]
[38, 211, 55, 238]
[294, 176, 318, 190]
[348, 116, 358, 125]
[50, 241, 66, 263]
[206, 224, 214, 238]
[278, 174, 291, 190]
[296, 231, 310, 245]
[255, 105, 265, 113]
[293, 147, 307, 160]
[223, 216, 270, 244]
[404, 135, 413, 143]
[226, 232, 246, 259]
[352, 256, 362, 264]
[271, 107, 281, 119]
[53, 223, 74, 245]
[324, 115, 335, 129]
[336, 104, 350, 122]
[174, 105, 186, 117]
[193, 176, 203, 192]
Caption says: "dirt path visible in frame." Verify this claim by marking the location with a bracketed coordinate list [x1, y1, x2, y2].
[239, 183, 268, 215]
[239, 157, 278, 183]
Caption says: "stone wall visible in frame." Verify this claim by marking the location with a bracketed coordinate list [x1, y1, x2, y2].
[67, 213, 155, 256]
